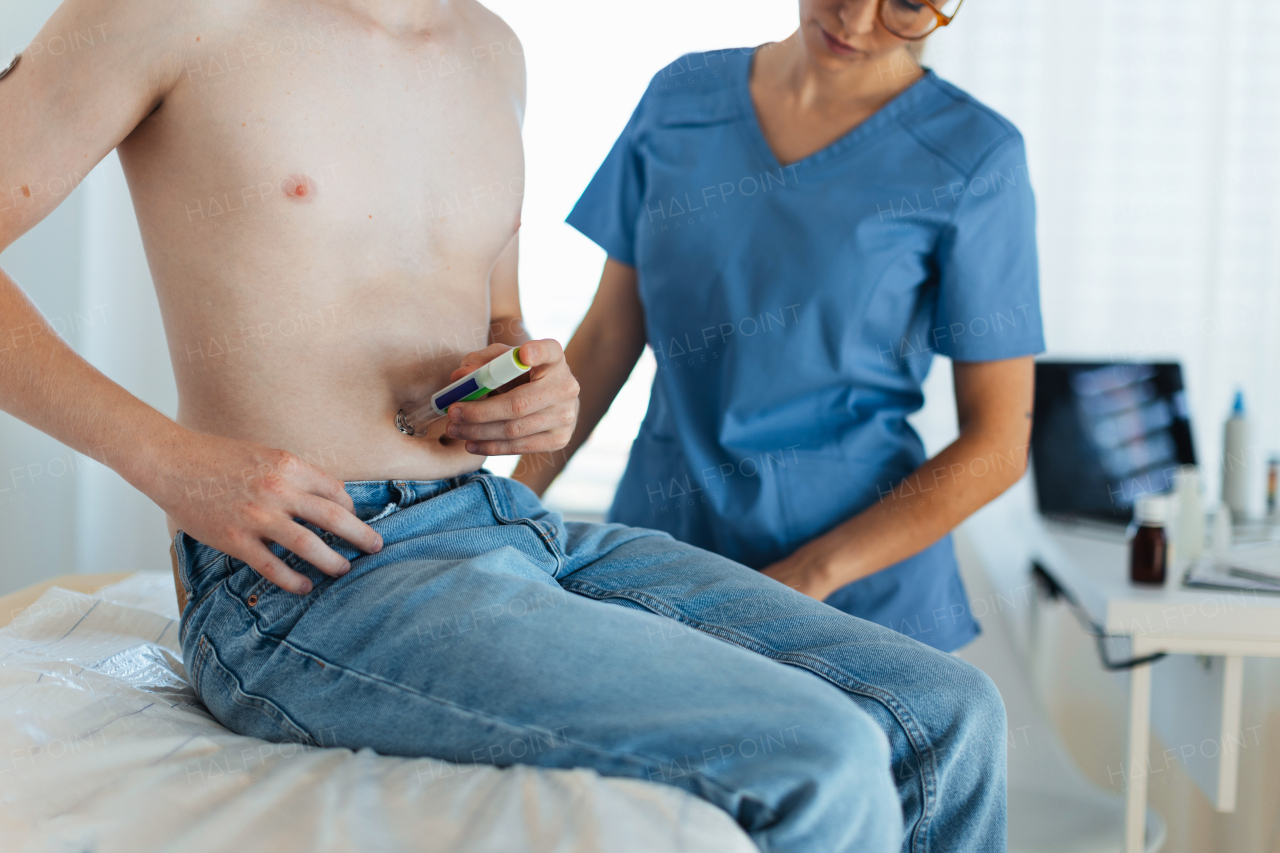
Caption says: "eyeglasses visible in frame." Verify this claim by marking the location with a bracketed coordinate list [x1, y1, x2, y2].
[878, 0, 964, 41]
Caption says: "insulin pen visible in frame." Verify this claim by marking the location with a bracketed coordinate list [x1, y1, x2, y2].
[396, 347, 531, 436]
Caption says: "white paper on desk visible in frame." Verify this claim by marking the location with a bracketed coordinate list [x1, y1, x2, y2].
[1220, 542, 1280, 582]
[1185, 555, 1280, 592]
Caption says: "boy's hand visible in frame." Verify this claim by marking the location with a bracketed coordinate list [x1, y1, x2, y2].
[443, 340, 580, 455]
[152, 432, 383, 594]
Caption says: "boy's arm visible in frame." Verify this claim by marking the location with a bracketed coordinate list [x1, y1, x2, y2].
[441, 231, 582, 458]
[1, 0, 188, 486]
[0, 0, 382, 595]
[511, 258, 645, 494]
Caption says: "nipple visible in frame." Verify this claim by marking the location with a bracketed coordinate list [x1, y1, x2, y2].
[281, 174, 317, 201]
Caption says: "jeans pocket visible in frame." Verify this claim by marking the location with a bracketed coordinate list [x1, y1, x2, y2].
[192, 635, 315, 745]
[176, 532, 231, 612]
[498, 475, 555, 523]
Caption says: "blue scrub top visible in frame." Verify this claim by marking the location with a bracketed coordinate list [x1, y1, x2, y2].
[567, 48, 1045, 652]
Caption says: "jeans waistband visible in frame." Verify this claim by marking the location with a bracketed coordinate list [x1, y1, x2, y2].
[343, 472, 487, 523]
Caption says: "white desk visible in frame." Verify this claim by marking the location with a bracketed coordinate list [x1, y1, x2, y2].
[1032, 521, 1280, 853]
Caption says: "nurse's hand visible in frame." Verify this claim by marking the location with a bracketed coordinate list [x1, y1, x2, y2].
[443, 341, 581, 456]
[761, 541, 845, 602]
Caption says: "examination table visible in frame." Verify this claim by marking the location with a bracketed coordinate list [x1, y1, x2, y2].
[0, 573, 756, 852]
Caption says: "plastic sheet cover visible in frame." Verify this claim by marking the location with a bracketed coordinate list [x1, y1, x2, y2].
[0, 573, 755, 853]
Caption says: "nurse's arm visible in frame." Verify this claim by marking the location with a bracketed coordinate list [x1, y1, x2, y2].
[512, 258, 646, 494]
[762, 355, 1035, 600]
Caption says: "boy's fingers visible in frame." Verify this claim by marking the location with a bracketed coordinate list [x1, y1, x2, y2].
[449, 381, 556, 424]
[515, 339, 562, 367]
[292, 493, 383, 553]
[293, 462, 356, 513]
[242, 542, 313, 595]
[463, 428, 573, 457]
[264, 519, 350, 577]
[448, 340, 560, 383]
[452, 344, 511, 379]
[446, 405, 572, 441]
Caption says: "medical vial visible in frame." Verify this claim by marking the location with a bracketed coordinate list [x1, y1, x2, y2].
[1267, 455, 1279, 517]
[1129, 494, 1168, 586]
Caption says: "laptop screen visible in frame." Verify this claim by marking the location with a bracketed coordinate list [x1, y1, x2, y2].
[1031, 361, 1197, 523]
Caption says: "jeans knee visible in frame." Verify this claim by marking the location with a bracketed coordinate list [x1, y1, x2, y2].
[828, 704, 892, 770]
[820, 708, 901, 847]
[743, 697, 900, 853]
[972, 667, 1007, 733]
[947, 660, 1007, 763]
[782, 686, 892, 785]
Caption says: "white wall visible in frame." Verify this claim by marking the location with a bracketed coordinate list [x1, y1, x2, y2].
[924, 0, 1280, 515]
[0, 141, 175, 597]
[2, 0, 177, 594]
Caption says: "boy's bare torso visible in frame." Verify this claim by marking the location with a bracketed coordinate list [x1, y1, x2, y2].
[13, 0, 526, 510]
[144, 0, 525, 480]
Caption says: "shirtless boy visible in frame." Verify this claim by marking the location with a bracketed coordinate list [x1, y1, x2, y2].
[0, 1, 1007, 850]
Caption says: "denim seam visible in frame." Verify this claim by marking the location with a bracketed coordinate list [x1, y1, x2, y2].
[174, 532, 196, 611]
[180, 565, 231, 648]
[214, 553, 267, 598]
[476, 474, 516, 521]
[475, 475, 565, 573]
[233, 564, 344, 624]
[191, 637, 203, 679]
[191, 635, 212, 686]
[561, 580, 938, 851]
[175, 534, 195, 646]
[246, 575, 273, 601]
[196, 635, 318, 747]
[241, 620, 758, 812]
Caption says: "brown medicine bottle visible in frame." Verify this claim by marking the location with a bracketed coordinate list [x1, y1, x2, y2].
[1129, 494, 1168, 585]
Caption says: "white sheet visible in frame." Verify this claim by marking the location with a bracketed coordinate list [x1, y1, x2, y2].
[0, 573, 755, 853]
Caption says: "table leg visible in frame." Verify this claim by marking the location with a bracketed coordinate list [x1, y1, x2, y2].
[1125, 659, 1153, 853]
[1216, 655, 1244, 812]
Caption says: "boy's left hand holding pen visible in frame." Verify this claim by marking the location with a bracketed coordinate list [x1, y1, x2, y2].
[444, 341, 581, 456]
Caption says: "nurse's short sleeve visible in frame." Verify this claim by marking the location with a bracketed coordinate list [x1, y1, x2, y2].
[565, 96, 647, 267]
[932, 133, 1045, 361]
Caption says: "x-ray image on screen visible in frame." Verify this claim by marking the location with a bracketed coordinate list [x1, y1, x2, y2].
[1030, 362, 1197, 523]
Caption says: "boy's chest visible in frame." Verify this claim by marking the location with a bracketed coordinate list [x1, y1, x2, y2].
[132, 18, 524, 261]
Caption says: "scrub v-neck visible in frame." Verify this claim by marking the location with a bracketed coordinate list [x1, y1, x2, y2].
[736, 45, 937, 173]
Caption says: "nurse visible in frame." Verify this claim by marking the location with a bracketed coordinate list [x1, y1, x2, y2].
[514, 0, 1043, 652]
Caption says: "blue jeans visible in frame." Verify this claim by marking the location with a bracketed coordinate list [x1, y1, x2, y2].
[176, 473, 1006, 853]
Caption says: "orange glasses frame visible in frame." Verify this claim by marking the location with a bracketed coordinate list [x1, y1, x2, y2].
[878, 0, 965, 41]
